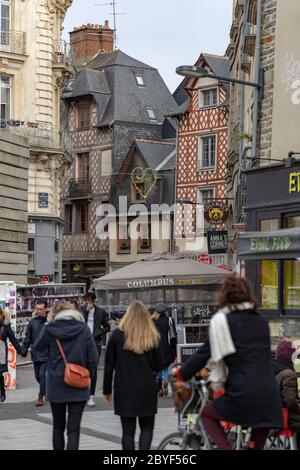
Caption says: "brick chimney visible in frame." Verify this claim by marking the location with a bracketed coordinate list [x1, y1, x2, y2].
[70, 21, 114, 67]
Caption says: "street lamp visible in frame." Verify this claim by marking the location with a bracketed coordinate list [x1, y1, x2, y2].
[176, 65, 261, 90]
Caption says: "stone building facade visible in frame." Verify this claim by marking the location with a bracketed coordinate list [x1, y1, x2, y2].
[227, 0, 300, 274]
[0, 132, 29, 284]
[0, 0, 73, 282]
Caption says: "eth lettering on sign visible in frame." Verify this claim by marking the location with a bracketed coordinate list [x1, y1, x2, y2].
[289, 172, 300, 194]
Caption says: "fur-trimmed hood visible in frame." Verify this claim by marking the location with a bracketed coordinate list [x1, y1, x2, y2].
[46, 309, 86, 341]
[53, 309, 85, 323]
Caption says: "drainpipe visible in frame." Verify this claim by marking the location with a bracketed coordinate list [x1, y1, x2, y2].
[238, 0, 247, 184]
[251, 0, 262, 162]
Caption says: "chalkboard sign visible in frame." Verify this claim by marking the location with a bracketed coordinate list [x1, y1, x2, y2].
[177, 343, 203, 363]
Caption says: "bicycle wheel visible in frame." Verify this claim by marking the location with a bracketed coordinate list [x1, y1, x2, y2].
[157, 432, 202, 450]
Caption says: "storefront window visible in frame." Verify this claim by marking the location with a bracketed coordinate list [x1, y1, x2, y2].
[260, 260, 279, 309]
[259, 219, 279, 309]
[284, 216, 300, 310]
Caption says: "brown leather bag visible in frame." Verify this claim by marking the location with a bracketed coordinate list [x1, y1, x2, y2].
[56, 339, 90, 390]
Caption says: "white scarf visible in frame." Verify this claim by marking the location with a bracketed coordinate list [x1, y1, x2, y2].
[207, 302, 255, 391]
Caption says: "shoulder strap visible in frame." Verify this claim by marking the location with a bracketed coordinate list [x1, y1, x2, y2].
[56, 339, 68, 365]
[0, 325, 4, 341]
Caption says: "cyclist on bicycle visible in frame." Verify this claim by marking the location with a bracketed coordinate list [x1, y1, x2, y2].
[173, 274, 283, 450]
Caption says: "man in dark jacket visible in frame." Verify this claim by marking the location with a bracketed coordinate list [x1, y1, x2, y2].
[82, 293, 110, 407]
[273, 340, 300, 448]
[21, 298, 49, 406]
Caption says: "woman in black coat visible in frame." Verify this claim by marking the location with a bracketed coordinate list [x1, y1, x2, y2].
[175, 275, 283, 450]
[0, 308, 22, 402]
[103, 301, 164, 450]
[33, 301, 98, 450]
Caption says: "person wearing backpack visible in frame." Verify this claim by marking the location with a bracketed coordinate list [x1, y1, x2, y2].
[152, 303, 177, 397]
[33, 301, 98, 450]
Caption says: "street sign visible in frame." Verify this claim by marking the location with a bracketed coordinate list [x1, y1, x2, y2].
[197, 253, 212, 265]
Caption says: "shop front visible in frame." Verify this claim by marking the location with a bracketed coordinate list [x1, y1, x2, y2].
[238, 159, 300, 347]
[92, 253, 228, 344]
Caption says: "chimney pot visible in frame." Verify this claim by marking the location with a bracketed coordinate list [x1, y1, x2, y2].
[104, 20, 109, 29]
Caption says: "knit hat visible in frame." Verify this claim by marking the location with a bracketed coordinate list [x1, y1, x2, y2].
[276, 340, 295, 363]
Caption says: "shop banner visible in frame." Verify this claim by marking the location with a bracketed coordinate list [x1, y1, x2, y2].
[237, 227, 300, 260]
[207, 230, 228, 254]
[0, 281, 17, 389]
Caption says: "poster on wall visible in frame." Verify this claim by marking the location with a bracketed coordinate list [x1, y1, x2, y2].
[0, 281, 17, 390]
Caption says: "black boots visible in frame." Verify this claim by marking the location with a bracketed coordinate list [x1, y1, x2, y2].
[0, 373, 6, 403]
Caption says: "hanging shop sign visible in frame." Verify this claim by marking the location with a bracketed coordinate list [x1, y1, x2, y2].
[207, 230, 228, 255]
[204, 200, 229, 225]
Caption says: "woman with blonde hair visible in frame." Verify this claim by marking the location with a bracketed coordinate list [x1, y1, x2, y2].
[103, 300, 164, 450]
[0, 307, 22, 402]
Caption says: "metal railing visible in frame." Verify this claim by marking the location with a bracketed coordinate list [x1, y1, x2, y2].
[69, 178, 92, 198]
[53, 40, 73, 65]
[0, 30, 26, 55]
[0, 120, 73, 155]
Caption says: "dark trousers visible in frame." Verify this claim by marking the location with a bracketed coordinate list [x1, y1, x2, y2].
[120, 416, 155, 450]
[50, 401, 86, 450]
[90, 348, 101, 396]
[202, 402, 270, 450]
[33, 361, 47, 397]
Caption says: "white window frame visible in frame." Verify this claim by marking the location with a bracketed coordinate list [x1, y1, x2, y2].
[196, 187, 214, 234]
[198, 87, 219, 109]
[135, 73, 145, 87]
[198, 134, 217, 170]
[0, 74, 11, 122]
[146, 106, 157, 122]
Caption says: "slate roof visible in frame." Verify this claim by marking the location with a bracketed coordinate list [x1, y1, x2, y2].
[62, 49, 177, 127]
[135, 140, 176, 170]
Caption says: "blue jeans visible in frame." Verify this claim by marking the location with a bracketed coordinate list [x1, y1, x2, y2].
[33, 361, 47, 397]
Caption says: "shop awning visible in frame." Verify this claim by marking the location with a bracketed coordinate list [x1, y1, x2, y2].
[92, 253, 228, 290]
[237, 227, 300, 260]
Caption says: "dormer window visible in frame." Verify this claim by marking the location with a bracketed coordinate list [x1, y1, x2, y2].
[77, 103, 91, 129]
[135, 74, 145, 87]
[146, 107, 157, 122]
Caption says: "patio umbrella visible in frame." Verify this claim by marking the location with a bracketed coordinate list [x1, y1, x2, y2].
[92, 253, 229, 290]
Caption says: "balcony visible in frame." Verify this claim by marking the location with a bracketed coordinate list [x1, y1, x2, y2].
[69, 178, 92, 200]
[0, 30, 26, 56]
[53, 40, 73, 66]
[244, 23, 257, 56]
[0, 120, 73, 155]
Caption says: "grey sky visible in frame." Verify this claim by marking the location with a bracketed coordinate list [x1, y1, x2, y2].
[63, 0, 232, 93]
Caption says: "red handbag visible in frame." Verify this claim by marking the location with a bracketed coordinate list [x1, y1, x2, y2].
[56, 339, 90, 390]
